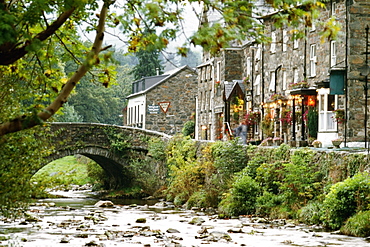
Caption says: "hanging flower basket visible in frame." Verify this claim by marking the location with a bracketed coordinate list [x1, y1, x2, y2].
[332, 109, 346, 124]
[244, 111, 261, 126]
[289, 81, 309, 89]
[270, 93, 286, 101]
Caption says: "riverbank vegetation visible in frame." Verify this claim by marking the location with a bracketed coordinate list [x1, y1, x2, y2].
[142, 135, 370, 237]
[3, 134, 370, 238]
[31, 156, 105, 192]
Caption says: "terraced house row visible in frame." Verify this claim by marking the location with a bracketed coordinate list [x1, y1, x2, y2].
[196, 0, 370, 148]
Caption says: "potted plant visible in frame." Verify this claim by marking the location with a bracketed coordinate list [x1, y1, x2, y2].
[312, 140, 322, 148]
[331, 138, 342, 148]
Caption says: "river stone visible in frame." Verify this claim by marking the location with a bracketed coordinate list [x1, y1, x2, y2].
[153, 201, 167, 208]
[94, 200, 114, 207]
[166, 228, 180, 233]
[209, 231, 232, 241]
[60, 237, 70, 243]
[197, 227, 208, 234]
[24, 213, 41, 222]
[227, 228, 243, 233]
[188, 217, 205, 225]
[84, 240, 99, 246]
[97, 234, 108, 241]
[136, 218, 147, 223]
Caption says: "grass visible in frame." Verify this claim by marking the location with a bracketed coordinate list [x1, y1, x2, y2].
[31, 156, 101, 191]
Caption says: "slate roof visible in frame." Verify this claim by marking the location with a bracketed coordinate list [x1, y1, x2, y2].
[224, 80, 245, 101]
[126, 65, 195, 99]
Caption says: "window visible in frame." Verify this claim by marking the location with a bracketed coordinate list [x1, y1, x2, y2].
[202, 67, 206, 81]
[270, 32, 276, 53]
[293, 68, 299, 84]
[310, 44, 317, 77]
[293, 38, 299, 49]
[216, 61, 221, 82]
[255, 75, 261, 95]
[246, 57, 251, 77]
[282, 70, 287, 90]
[255, 44, 261, 61]
[330, 41, 337, 67]
[283, 30, 288, 52]
[128, 107, 131, 125]
[311, 21, 316, 32]
[269, 71, 276, 92]
[332, 2, 337, 16]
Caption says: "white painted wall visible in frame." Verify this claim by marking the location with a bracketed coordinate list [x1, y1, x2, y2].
[126, 95, 146, 128]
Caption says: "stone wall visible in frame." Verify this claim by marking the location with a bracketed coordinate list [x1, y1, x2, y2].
[145, 67, 198, 134]
[347, 0, 370, 141]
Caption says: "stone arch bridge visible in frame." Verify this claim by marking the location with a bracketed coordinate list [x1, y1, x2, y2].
[46, 122, 171, 189]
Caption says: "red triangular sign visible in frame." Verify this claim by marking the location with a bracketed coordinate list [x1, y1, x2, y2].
[158, 101, 170, 113]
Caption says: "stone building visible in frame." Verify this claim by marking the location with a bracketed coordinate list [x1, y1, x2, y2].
[196, 0, 370, 147]
[125, 65, 197, 135]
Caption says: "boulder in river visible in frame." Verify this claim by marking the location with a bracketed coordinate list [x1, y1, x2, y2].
[166, 228, 180, 233]
[94, 200, 114, 208]
[136, 218, 147, 223]
[188, 217, 205, 225]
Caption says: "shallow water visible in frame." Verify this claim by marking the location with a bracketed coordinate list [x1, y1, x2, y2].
[0, 191, 369, 247]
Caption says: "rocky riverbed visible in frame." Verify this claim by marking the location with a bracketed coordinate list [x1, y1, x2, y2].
[0, 191, 369, 247]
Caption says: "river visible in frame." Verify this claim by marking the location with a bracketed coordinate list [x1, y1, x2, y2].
[0, 190, 369, 247]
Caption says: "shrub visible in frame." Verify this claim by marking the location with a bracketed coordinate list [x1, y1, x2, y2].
[321, 172, 370, 230]
[174, 192, 188, 206]
[219, 174, 260, 216]
[297, 201, 322, 225]
[165, 135, 203, 202]
[340, 211, 370, 237]
[211, 139, 248, 176]
[186, 190, 208, 209]
[182, 121, 195, 137]
[256, 191, 284, 217]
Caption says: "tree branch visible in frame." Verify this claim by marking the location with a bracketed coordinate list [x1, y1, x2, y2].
[0, 7, 75, 65]
[0, 4, 109, 136]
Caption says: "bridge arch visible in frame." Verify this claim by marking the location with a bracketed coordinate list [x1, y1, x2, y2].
[44, 123, 171, 189]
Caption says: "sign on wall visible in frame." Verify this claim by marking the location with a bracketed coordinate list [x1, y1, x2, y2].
[158, 101, 171, 113]
[148, 105, 160, 114]
[330, 69, 345, 95]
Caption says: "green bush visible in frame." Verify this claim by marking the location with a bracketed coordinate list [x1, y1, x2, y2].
[186, 190, 208, 209]
[219, 174, 260, 216]
[211, 139, 248, 175]
[165, 135, 203, 202]
[340, 211, 370, 237]
[297, 201, 322, 225]
[174, 192, 188, 206]
[182, 121, 195, 137]
[321, 172, 370, 230]
[256, 191, 284, 217]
